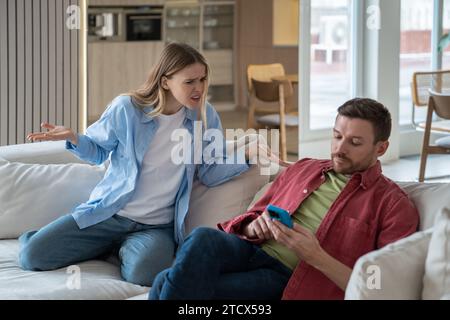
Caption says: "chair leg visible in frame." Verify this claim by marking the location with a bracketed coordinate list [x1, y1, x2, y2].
[247, 97, 257, 130]
[278, 83, 287, 162]
[279, 125, 287, 162]
[419, 99, 434, 182]
[418, 149, 428, 183]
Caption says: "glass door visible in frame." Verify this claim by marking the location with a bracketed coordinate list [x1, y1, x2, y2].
[442, 0, 450, 69]
[164, 2, 201, 50]
[309, 0, 352, 130]
[399, 0, 433, 126]
[202, 2, 235, 108]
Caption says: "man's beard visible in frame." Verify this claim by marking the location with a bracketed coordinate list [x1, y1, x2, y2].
[331, 154, 358, 174]
[331, 153, 373, 174]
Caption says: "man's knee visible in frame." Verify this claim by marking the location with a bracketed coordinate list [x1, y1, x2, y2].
[148, 268, 171, 300]
[187, 227, 222, 246]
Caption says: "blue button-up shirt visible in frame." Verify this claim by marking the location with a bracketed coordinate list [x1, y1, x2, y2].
[66, 95, 249, 244]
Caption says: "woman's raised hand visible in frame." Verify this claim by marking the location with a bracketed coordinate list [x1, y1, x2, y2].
[245, 134, 293, 168]
[27, 123, 78, 145]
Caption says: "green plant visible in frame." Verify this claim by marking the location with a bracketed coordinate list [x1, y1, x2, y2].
[438, 32, 450, 52]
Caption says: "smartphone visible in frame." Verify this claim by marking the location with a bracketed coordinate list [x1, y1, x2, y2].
[266, 204, 293, 228]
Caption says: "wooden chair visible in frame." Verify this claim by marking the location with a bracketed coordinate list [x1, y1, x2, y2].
[246, 63, 287, 129]
[418, 90, 450, 182]
[411, 70, 450, 130]
[251, 78, 298, 161]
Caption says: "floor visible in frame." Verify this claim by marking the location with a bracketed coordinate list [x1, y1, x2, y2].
[219, 109, 450, 183]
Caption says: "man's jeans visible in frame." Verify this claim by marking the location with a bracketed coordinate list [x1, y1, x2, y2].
[18, 214, 175, 287]
[149, 227, 292, 299]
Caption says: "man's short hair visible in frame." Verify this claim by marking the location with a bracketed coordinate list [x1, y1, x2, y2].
[337, 98, 392, 144]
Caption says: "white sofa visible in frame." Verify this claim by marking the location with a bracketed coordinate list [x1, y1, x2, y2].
[0, 141, 449, 300]
[0, 140, 272, 300]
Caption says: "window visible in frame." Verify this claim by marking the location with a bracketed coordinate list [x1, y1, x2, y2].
[309, 0, 352, 130]
[399, 0, 433, 126]
[443, 0, 450, 69]
[273, 0, 299, 46]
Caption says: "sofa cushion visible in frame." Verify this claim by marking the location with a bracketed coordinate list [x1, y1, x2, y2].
[397, 182, 450, 231]
[422, 208, 450, 300]
[0, 141, 84, 164]
[185, 164, 270, 236]
[345, 228, 433, 300]
[0, 157, 105, 239]
[0, 240, 149, 299]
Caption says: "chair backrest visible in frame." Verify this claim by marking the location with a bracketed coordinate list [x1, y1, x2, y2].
[429, 90, 450, 120]
[251, 78, 293, 103]
[247, 63, 286, 94]
[411, 70, 450, 107]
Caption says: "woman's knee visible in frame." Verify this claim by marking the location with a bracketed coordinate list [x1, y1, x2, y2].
[18, 241, 47, 271]
[121, 259, 172, 287]
[120, 241, 175, 286]
[18, 230, 63, 271]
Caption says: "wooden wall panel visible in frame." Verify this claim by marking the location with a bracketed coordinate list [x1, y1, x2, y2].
[0, 0, 81, 146]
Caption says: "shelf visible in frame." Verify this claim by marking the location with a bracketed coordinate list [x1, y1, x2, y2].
[204, 12, 233, 16]
[166, 25, 199, 29]
[204, 24, 233, 28]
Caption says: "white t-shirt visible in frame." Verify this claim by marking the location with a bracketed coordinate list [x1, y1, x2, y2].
[117, 107, 186, 225]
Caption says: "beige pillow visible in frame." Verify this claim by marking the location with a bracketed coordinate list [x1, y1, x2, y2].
[0, 157, 105, 239]
[422, 208, 450, 300]
[345, 229, 433, 300]
[185, 164, 270, 236]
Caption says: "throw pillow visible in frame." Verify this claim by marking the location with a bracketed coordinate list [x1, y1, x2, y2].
[185, 164, 270, 236]
[422, 208, 450, 300]
[345, 228, 433, 300]
[0, 157, 105, 239]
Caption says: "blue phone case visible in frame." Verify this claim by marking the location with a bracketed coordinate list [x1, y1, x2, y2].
[267, 204, 293, 228]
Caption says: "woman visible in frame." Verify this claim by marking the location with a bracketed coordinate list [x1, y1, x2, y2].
[21, 42, 279, 286]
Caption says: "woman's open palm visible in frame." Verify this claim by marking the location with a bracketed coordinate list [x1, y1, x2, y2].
[27, 123, 77, 144]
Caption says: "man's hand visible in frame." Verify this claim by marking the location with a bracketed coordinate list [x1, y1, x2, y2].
[242, 211, 274, 240]
[268, 220, 353, 291]
[268, 220, 323, 265]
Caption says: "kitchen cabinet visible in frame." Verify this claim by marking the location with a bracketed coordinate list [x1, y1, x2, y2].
[164, 0, 236, 110]
[87, 41, 164, 124]
[88, 0, 165, 5]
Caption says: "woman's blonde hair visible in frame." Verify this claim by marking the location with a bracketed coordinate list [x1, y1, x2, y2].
[125, 42, 210, 127]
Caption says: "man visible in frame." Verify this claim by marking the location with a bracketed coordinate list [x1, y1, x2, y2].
[149, 98, 419, 300]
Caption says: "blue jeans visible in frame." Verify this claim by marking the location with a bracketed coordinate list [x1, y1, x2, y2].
[18, 214, 175, 287]
[149, 227, 292, 300]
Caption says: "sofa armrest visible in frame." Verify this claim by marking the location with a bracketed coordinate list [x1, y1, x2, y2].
[345, 228, 433, 300]
[0, 141, 85, 164]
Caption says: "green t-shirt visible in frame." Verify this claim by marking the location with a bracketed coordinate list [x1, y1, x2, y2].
[261, 170, 349, 270]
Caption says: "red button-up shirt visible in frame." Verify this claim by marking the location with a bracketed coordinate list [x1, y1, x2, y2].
[218, 159, 419, 300]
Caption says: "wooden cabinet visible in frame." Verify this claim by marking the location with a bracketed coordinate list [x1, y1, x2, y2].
[204, 50, 232, 85]
[87, 41, 164, 123]
[88, 0, 165, 5]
